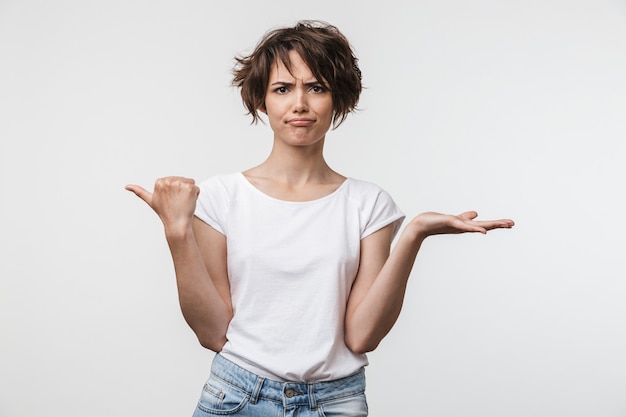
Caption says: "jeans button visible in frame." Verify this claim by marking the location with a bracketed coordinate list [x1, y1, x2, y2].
[285, 388, 296, 398]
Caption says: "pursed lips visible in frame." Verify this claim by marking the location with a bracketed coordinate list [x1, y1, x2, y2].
[287, 118, 315, 127]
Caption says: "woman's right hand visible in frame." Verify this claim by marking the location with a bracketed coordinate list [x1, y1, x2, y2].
[126, 178, 231, 350]
[125, 176, 200, 237]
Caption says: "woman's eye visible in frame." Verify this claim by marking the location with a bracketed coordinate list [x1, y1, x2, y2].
[275, 86, 288, 94]
[311, 85, 325, 93]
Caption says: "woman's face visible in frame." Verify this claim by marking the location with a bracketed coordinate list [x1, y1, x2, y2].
[262, 50, 334, 149]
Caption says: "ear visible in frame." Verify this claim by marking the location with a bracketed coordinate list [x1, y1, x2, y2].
[258, 104, 267, 114]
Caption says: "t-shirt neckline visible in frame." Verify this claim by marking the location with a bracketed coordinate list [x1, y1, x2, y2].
[237, 172, 351, 204]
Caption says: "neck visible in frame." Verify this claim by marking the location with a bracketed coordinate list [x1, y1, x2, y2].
[256, 138, 334, 185]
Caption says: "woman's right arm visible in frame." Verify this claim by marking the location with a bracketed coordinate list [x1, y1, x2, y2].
[126, 177, 232, 352]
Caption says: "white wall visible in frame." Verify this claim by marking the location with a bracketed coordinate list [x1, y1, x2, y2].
[1, 1, 625, 416]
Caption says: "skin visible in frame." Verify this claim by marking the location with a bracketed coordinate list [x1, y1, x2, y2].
[244, 50, 344, 200]
[126, 50, 514, 354]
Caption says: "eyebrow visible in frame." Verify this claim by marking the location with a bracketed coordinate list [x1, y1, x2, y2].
[270, 80, 325, 87]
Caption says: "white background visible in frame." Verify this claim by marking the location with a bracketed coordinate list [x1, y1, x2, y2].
[1, 1, 625, 416]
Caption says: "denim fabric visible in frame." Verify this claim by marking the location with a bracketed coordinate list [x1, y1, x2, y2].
[192, 354, 368, 417]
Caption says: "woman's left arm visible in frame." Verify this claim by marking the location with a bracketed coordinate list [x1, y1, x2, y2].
[344, 211, 514, 354]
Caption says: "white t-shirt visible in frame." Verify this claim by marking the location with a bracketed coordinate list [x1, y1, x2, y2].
[194, 172, 405, 382]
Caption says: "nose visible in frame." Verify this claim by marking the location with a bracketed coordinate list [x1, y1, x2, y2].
[292, 88, 308, 113]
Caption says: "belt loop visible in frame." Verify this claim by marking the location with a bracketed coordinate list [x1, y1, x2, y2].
[308, 383, 317, 410]
[250, 377, 264, 404]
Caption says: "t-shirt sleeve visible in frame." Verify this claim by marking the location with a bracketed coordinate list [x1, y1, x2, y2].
[361, 187, 406, 240]
[194, 176, 229, 235]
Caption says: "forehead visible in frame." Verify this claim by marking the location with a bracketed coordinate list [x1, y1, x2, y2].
[269, 50, 315, 81]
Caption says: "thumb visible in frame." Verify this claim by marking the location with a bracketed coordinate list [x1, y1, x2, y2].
[459, 210, 478, 221]
[125, 184, 153, 206]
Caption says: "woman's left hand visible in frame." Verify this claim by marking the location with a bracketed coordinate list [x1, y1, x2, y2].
[409, 211, 514, 239]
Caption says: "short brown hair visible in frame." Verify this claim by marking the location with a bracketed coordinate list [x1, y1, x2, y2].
[232, 20, 362, 128]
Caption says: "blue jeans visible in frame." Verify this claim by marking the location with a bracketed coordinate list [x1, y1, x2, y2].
[192, 354, 368, 417]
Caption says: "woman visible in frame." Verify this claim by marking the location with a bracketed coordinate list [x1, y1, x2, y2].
[126, 20, 514, 417]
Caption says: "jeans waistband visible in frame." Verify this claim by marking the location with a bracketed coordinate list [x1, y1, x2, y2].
[210, 354, 366, 408]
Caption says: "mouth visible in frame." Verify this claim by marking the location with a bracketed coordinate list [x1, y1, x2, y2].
[287, 118, 315, 127]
